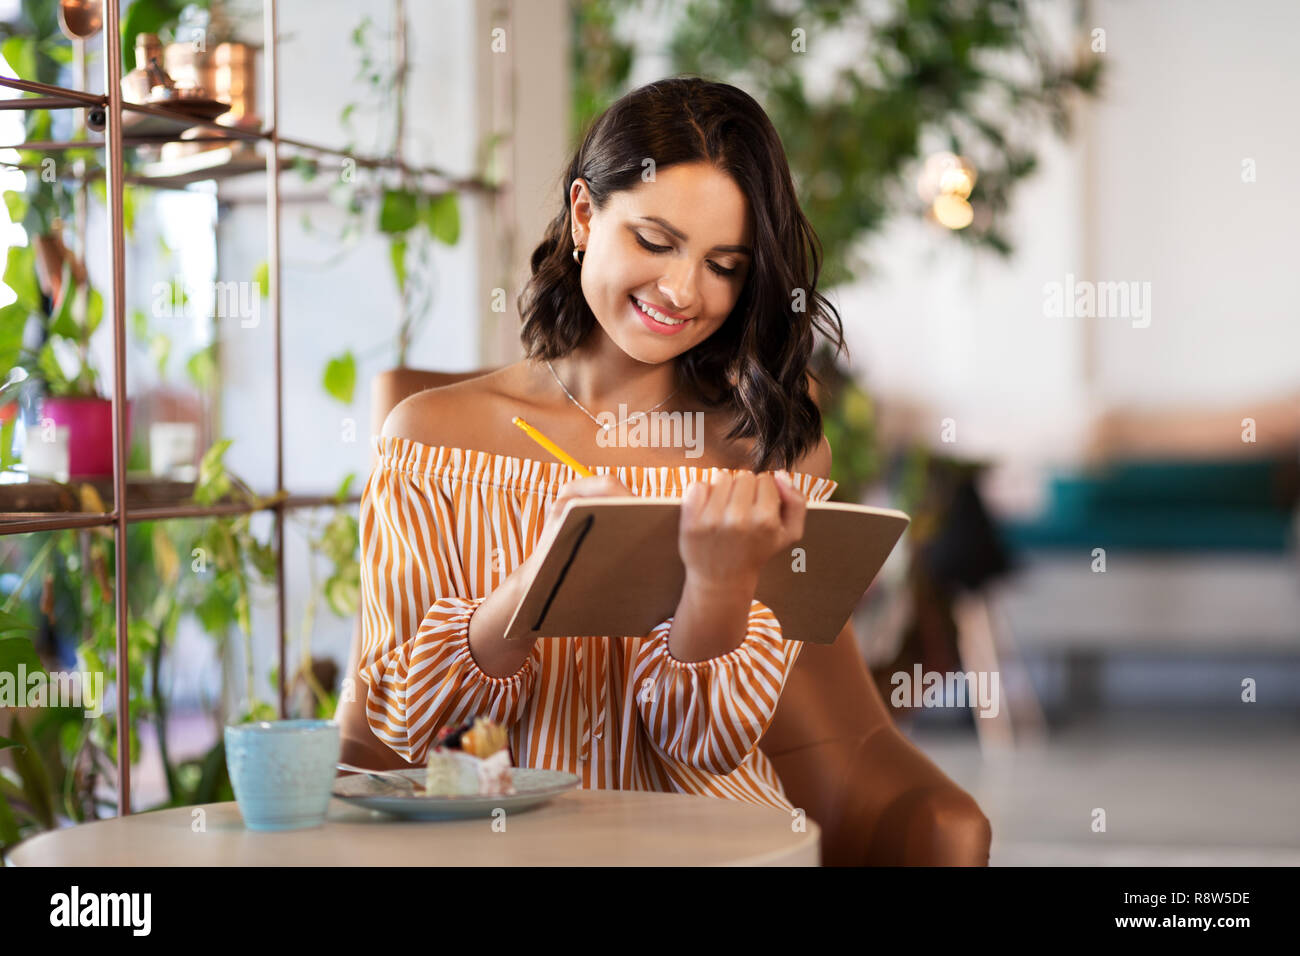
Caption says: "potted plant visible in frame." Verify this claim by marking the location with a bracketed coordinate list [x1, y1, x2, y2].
[0, 0, 138, 479]
[5, 225, 129, 479]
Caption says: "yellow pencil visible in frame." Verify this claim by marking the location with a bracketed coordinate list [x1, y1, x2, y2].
[511, 416, 594, 477]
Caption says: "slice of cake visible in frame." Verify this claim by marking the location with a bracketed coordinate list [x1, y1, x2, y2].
[424, 717, 516, 796]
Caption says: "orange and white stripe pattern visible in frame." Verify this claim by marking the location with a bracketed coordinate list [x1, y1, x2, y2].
[357, 435, 839, 811]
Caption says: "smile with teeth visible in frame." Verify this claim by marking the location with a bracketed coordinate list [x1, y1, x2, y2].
[631, 295, 691, 325]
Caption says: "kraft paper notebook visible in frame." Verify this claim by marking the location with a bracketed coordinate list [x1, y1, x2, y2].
[502, 496, 910, 646]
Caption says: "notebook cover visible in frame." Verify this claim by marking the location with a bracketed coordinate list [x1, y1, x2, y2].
[502, 497, 910, 645]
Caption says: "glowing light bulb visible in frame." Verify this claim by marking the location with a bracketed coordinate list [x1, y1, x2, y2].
[932, 194, 974, 230]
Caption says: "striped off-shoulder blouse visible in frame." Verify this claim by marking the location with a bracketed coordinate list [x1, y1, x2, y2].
[357, 435, 839, 811]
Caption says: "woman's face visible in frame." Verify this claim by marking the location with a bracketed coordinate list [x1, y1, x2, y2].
[570, 161, 754, 364]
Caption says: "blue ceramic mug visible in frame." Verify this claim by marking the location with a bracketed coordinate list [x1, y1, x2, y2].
[224, 719, 340, 831]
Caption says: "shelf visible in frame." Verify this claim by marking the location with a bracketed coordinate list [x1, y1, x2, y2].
[0, 474, 198, 513]
[0, 484, 362, 537]
[0, 74, 105, 107]
[0, 76, 496, 195]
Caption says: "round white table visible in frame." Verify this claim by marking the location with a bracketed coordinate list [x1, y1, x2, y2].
[7, 789, 820, 866]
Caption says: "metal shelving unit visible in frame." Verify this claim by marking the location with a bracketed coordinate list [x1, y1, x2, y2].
[0, 0, 496, 819]
[0, 0, 291, 820]
[2, 0, 497, 820]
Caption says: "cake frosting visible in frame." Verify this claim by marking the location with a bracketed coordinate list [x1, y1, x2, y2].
[424, 717, 516, 796]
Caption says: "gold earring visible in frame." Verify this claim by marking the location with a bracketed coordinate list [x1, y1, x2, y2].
[572, 246, 584, 264]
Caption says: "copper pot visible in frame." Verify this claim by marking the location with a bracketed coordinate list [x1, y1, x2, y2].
[164, 40, 259, 129]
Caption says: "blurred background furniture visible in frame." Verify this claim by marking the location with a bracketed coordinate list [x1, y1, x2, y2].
[995, 438, 1300, 720]
[334, 366, 993, 866]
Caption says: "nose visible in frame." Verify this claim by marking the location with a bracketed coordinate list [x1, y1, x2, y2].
[657, 260, 699, 316]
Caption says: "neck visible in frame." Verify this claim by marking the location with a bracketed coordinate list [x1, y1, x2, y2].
[541, 339, 681, 416]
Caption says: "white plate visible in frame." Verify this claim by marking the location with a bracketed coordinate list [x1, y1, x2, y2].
[331, 767, 580, 820]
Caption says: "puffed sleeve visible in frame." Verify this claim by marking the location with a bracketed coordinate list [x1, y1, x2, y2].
[356, 462, 539, 764]
[630, 599, 801, 775]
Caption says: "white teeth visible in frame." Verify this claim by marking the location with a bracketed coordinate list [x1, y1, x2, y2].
[634, 297, 686, 325]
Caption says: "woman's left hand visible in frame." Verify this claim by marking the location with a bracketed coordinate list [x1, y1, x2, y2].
[678, 470, 807, 590]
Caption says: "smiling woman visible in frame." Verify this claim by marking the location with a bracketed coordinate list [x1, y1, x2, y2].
[359, 76, 846, 815]
[517, 75, 846, 474]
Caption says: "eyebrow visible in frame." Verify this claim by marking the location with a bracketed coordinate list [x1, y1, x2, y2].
[635, 216, 752, 256]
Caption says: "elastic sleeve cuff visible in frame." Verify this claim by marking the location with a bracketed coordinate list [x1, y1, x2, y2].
[451, 596, 537, 686]
[359, 594, 522, 689]
[642, 598, 784, 670]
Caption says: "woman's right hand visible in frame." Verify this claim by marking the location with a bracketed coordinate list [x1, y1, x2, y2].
[542, 473, 634, 527]
[519, 474, 634, 581]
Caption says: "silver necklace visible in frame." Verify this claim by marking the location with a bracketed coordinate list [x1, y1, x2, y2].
[545, 359, 680, 432]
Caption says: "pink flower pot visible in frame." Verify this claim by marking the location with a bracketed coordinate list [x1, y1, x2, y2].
[38, 397, 133, 479]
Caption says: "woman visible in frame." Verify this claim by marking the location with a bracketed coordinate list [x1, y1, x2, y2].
[358, 76, 846, 810]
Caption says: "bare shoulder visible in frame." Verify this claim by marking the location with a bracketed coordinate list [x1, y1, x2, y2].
[380, 369, 513, 447]
[791, 433, 833, 480]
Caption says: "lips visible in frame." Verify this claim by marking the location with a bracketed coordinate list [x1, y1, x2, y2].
[629, 295, 693, 335]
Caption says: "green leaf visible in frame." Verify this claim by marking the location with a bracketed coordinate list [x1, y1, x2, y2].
[6, 716, 54, 829]
[85, 285, 104, 336]
[247, 539, 276, 580]
[234, 589, 250, 637]
[0, 635, 44, 682]
[36, 342, 70, 396]
[3, 190, 28, 225]
[334, 472, 356, 501]
[0, 607, 37, 638]
[322, 351, 356, 405]
[388, 237, 407, 293]
[130, 307, 149, 340]
[188, 740, 232, 804]
[122, 183, 138, 239]
[4, 244, 40, 312]
[422, 192, 460, 244]
[252, 260, 269, 298]
[290, 156, 318, 182]
[325, 574, 360, 618]
[149, 333, 171, 378]
[128, 617, 158, 654]
[121, 0, 188, 72]
[0, 301, 28, 370]
[0, 417, 16, 471]
[0, 792, 19, 849]
[166, 276, 187, 312]
[194, 438, 234, 505]
[38, 38, 74, 66]
[193, 589, 234, 636]
[47, 261, 79, 339]
[378, 188, 419, 234]
[2, 35, 37, 81]
[185, 343, 218, 391]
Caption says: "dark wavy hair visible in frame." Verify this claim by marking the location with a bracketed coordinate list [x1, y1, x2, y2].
[517, 76, 847, 473]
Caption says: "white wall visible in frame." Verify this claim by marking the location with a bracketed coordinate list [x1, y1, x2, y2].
[212, 0, 493, 709]
[1086, 0, 1300, 408]
[835, 0, 1300, 466]
[218, 0, 485, 495]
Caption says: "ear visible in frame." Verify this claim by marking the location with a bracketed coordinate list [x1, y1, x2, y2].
[570, 178, 593, 236]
